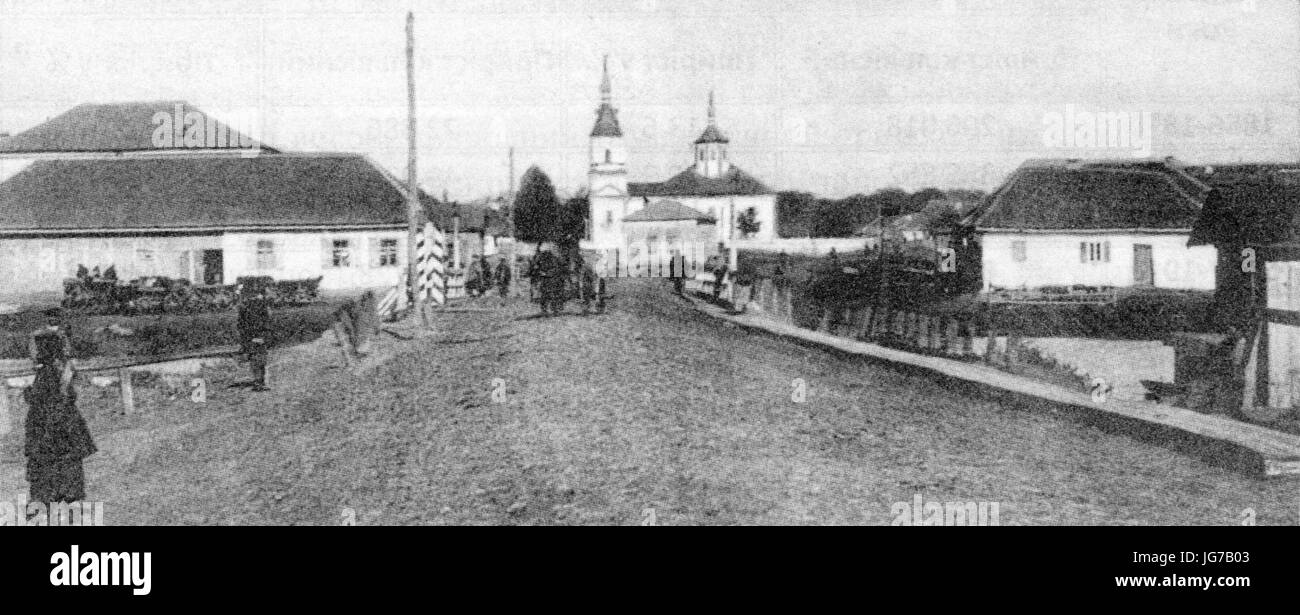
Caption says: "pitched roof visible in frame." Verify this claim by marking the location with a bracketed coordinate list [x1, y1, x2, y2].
[424, 199, 507, 235]
[0, 101, 276, 154]
[1188, 175, 1300, 247]
[1184, 163, 1300, 187]
[629, 165, 771, 197]
[0, 153, 411, 232]
[624, 200, 714, 223]
[590, 103, 622, 138]
[968, 159, 1209, 231]
[694, 123, 728, 144]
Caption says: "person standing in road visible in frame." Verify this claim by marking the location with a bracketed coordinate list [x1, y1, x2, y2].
[495, 256, 512, 299]
[25, 317, 96, 513]
[578, 257, 599, 315]
[237, 282, 273, 391]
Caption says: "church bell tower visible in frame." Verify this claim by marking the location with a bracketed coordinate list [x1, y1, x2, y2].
[588, 55, 628, 248]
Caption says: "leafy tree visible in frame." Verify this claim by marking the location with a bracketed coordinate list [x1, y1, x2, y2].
[905, 187, 947, 214]
[557, 194, 589, 249]
[776, 191, 815, 237]
[864, 187, 909, 218]
[512, 166, 561, 244]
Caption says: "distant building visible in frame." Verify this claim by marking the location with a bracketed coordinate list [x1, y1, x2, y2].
[583, 57, 777, 274]
[963, 158, 1218, 292]
[0, 101, 429, 301]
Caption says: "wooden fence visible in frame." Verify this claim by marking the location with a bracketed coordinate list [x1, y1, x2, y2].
[739, 277, 1057, 370]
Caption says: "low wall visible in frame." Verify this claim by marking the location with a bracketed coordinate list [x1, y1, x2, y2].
[733, 237, 872, 256]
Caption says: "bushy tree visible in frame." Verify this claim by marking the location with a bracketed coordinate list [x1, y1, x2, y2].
[513, 166, 561, 244]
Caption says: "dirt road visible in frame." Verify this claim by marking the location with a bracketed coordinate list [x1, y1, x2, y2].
[2, 278, 1294, 525]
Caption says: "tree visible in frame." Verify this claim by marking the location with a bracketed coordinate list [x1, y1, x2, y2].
[513, 166, 561, 244]
[864, 187, 909, 218]
[776, 191, 815, 237]
[557, 194, 589, 249]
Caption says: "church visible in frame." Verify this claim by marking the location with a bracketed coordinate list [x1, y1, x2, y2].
[583, 57, 778, 276]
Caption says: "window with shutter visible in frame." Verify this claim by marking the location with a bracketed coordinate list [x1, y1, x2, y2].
[379, 239, 398, 267]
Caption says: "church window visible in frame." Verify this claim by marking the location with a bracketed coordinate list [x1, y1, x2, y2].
[605, 211, 613, 226]
[605, 149, 611, 163]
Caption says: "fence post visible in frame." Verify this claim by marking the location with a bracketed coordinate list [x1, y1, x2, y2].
[984, 327, 997, 364]
[961, 320, 974, 356]
[945, 319, 961, 356]
[0, 382, 10, 438]
[782, 285, 794, 325]
[856, 307, 871, 340]
[1007, 335, 1023, 366]
[119, 368, 135, 415]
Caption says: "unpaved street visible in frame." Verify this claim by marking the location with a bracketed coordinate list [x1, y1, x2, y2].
[3, 279, 1295, 525]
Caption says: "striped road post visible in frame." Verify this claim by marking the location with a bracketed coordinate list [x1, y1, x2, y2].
[418, 222, 447, 306]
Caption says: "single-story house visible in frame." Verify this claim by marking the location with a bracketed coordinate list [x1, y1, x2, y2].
[0, 152, 429, 300]
[962, 158, 1218, 292]
[0, 100, 447, 302]
[617, 199, 718, 276]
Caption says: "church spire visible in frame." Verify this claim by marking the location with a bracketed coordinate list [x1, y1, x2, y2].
[590, 55, 622, 138]
[600, 54, 612, 104]
[694, 89, 728, 145]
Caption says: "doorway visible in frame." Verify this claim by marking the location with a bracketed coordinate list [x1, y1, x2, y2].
[202, 249, 224, 285]
[1133, 244, 1154, 287]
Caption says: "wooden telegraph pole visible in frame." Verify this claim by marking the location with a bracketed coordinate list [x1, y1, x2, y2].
[507, 146, 519, 297]
[405, 12, 427, 327]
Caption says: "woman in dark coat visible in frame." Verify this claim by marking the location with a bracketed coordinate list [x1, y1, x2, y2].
[24, 328, 96, 505]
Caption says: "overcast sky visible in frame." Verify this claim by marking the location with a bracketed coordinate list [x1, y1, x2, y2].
[1, 0, 1297, 198]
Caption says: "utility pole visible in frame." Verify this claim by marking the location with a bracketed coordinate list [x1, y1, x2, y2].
[728, 197, 738, 306]
[878, 197, 889, 326]
[506, 146, 519, 297]
[405, 11, 427, 326]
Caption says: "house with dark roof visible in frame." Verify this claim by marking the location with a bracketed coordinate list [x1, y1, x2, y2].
[0, 101, 276, 155]
[0, 102, 426, 300]
[582, 57, 777, 275]
[962, 158, 1218, 292]
[0, 153, 422, 299]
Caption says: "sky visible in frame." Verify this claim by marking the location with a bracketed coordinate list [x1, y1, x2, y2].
[1, 0, 1297, 198]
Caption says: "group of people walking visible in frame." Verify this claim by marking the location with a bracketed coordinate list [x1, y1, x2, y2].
[528, 248, 604, 317]
[465, 254, 512, 299]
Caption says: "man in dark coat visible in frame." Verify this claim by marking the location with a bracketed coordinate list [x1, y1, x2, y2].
[495, 257, 512, 298]
[578, 257, 599, 315]
[530, 249, 566, 316]
[237, 283, 272, 391]
[25, 322, 96, 509]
